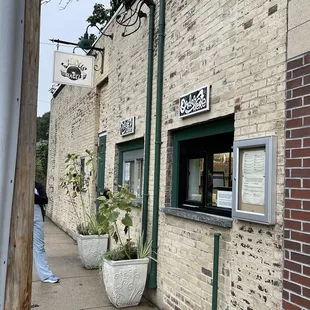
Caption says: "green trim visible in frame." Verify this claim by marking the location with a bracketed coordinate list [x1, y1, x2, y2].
[171, 117, 234, 207]
[212, 233, 221, 310]
[171, 137, 180, 208]
[142, 4, 155, 245]
[97, 135, 106, 193]
[174, 116, 234, 142]
[149, 0, 166, 290]
[118, 153, 123, 188]
[97, 135, 106, 211]
[117, 138, 144, 187]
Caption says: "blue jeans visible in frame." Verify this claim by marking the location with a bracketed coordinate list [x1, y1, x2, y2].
[33, 204, 53, 281]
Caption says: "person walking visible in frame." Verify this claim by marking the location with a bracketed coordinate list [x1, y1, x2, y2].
[34, 181, 59, 283]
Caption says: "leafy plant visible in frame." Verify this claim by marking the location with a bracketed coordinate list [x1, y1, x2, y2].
[103, 243, 138, 261]
[76, 214, 104, 235]
[137, 232, 153, 259]
[98, 187, 135, 258]
[60, 149, 105, 235]
[98, 187, 155, 261]
[78, 33, 98, 45]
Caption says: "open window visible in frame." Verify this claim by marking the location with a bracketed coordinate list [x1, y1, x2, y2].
[178, 132, 233, 217]
[171, 117, 234, 218]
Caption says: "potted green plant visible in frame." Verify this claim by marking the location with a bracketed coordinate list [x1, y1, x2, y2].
[60, 150, 108, 269]
[97, 187, 153, 308]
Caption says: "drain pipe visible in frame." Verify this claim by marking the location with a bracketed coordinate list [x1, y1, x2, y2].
[148, 0, 166, 289]
[212, 233, 221, 310]
[142, 4, 155, 244]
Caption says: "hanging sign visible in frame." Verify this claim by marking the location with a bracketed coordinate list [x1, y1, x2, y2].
[53, 51, 94, 87]
[179, 85, 210, 118]
[120, 117, 135, 136]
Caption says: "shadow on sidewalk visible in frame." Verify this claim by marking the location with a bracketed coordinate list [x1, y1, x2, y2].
[31, 218, 157, 310]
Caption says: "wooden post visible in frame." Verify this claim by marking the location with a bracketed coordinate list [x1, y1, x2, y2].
[4, 0, 41, 309]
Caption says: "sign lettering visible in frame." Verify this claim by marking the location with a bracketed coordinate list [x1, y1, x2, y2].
[179, 86, 210, 118]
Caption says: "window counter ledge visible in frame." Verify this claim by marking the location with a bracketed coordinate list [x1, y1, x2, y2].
[161, 207, 233, 228]
[131, 198, 142, 208]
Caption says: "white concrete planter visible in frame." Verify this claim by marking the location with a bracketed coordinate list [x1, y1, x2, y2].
[102, 258, 149, 308]
[77, 234, 108, 269]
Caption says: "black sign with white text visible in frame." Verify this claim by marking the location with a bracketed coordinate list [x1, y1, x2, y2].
[179, 85, 210, 118]
[120, 117, 135, 136]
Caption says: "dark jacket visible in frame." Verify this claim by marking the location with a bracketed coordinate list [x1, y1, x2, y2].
[35, 181, 48, 221]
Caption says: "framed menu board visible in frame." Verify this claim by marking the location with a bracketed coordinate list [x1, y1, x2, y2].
[232, 136, 277, 225]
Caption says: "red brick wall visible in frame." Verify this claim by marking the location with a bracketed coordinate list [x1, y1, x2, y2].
[284, 52, 310, 310]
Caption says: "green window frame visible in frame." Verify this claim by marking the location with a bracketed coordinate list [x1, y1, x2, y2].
[117, 138, 144, 192]
[171, 116, 234, 216]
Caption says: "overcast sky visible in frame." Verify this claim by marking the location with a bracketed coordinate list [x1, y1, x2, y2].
[38, 0, 110, 116]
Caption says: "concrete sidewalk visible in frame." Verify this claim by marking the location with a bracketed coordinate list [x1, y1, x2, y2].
[31, 218, 157, 310]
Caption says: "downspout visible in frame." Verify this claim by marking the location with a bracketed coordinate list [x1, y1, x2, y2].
[142, 4, 155, 244]
[149, 0, 166, 289]
[212, 233, 221, 310]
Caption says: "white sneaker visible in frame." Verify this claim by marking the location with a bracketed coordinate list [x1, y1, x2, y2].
[42, 275, 59, 283]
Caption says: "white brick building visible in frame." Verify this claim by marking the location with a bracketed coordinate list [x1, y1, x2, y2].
[47, 1, 310, 309]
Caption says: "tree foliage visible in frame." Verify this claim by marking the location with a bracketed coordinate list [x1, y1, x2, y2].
[36, 112, 50, 185]
[86, 1, 122, 28]
[36, 112, 50, 142]
[42, 0, 122, 26]
[36, 142, 49, 185]
[77, 1, 121, 45]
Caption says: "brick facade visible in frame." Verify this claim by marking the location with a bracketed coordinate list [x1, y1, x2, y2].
[284, 53, 310, 310]
[47, 86, 99, 239]
[47, 1, 291, 309]
[152, 1, 287, 308]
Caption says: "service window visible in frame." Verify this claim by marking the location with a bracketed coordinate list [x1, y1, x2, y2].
[178, 132, 233, 217]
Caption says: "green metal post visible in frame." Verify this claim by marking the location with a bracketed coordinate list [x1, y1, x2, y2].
[212, 233, 221, 310]
[142, 4, 155, 244]
[148, 0, 166, 289]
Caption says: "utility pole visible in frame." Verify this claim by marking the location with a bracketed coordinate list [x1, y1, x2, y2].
[0, 0, 41, 309]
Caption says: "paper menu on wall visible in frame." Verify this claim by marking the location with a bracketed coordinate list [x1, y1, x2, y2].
[241, 149, 265, 206]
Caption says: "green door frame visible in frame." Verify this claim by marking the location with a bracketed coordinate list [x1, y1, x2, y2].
[97, 133, 107, 205]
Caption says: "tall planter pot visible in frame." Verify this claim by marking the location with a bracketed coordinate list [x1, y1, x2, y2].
[102, 258, 149, 308]
[77, 235, 108, 269]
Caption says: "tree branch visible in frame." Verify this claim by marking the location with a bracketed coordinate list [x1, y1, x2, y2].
[41, 0, 79, 10]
